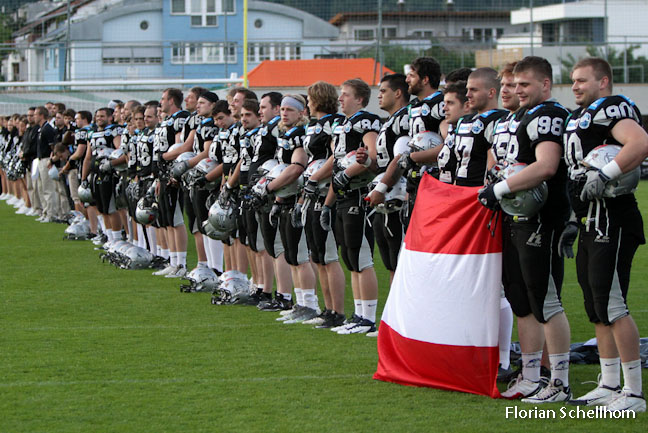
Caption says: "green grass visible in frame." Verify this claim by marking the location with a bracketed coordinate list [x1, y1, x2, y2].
[1, 183, 647, 433]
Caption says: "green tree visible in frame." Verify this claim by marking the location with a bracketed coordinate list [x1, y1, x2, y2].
[560, 45, 648, 84]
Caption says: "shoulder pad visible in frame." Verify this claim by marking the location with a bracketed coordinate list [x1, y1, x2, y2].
[268, 116, 280, 125]
[527, 104, 544, 115]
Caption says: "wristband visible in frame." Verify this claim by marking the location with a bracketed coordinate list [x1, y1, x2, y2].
[493, 180, 511, 200]
[601, 160, 622, 180]
[374, 182, 388, 194]
[362, 156, 372, 168]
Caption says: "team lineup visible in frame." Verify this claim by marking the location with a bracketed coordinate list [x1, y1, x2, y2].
[0, 55, 646, 412]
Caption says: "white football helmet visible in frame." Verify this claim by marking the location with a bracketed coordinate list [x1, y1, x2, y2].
[266, 163, 303, 198]
[303, 159, 330, 196]
[337, 151, 374, 189]
[180, 267, 220, 293]
[135, 196, 159, 225]
[394, 135, 411, 156]
[409, 131, 443, 152]
[202, 220, 231, 241]
[109, 147, 128, 172]
[78, 183, 93, 203]
[208, 199, 238, 233]
[63, 220, 91, 240]
[195, 158, 220, 189]
[212, 272, 251, 305]
[582, 144, 640, 197]
[170, 152, 197, 178]
[95, 145, 112, 160]
[499, 163, 548, 218]
[369, 173, 407, 214]
[122, 245, 154, 270]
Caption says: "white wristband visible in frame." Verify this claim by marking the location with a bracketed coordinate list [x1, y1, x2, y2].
[493, 180, 511, 200]
[601, 160, 623, 180]
[362, 156, 372, 168]
[374, 182, 388, 194]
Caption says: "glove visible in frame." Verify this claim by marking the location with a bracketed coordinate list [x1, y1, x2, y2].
[558, 222, 579, 258]
[269, 203, 281, 228]
[397, 153, 414, 171]
[486, 163, 505, 184]
[303, 179, 320, 201]
[320, 204, 332, 232]
[194, 174, 208, 189]
[290, 203, 303, 228]
[171, 160, 189, 179]
[251, 179, 269, 199]
[81, 179, 89, 189]
[332, 171, 351, 191]
[220, 183, 233, 202]
[478, 184, 500, 210]
[99, 159, 112, 173]
[580, 169, 610, 201]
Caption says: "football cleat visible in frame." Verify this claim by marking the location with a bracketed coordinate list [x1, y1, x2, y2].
[337, 318, 376, 334]
[165, 265, 187, 278]
[569, 381, 621, 406]
[153, 265, 176, 276]
[606, 388, 646, 413]
[501, 376, 544, 400]
[276, 305, 304, 321]
[330, 314, 362, 332]
[283, 307, 321, 324]
[302, 309, 331, 326]
[521, 379, 571, 403]
[315, 311, 346, 329]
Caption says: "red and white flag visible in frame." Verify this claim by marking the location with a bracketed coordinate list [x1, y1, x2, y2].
[374, 175, 502, 398]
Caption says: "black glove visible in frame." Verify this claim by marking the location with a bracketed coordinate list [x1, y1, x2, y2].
[320, 204, 332, 232]
[478, 184, 499, 210]
[558, 222, 579, 259]
[486, 163, 505, 184]
[303, 179, 320, 201]
[269, 203, 281, 228]
[171, 160, 189, 179]
[580, 169, 610, 201]
[290, 203, 303, 228]
[194, 174, 208, 189]
[397, 153, 415, 171]
[332, 171, 351, 191]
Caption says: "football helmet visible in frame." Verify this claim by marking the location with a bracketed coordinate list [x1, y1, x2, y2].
[135, 195, 159, 225]
[498, 163, 548, 218]
[208, 199, 238, 233]
[78, 183, 93, 203]
[63, 219, 91, 240]
[251, 159, 280, 185]
[266, 163, 303, 198]
[303, 159, 330, 196]
[195, 158, 220, 189]
[212, 272, 251, 305]
[122, 245, 154, 270]
[180, 267, 220, 293]
[582, 144, 640, 197]
[202, 220, 231, 241]
[394, 135, 411, 156]
[95, 145, 112, 161]
[337, 151, 374, 189]
[170, 152, 197, 179]
[409, 131, 444, 152]
[369, 173, 407, 214]
[109, 148, 128, 172]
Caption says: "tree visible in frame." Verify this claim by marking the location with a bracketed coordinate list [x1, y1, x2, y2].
[560, 45, 648, 84]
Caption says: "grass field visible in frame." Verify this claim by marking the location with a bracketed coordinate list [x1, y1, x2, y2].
[1, 183, 647, 433]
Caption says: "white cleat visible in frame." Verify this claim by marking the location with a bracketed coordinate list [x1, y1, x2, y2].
[606, 388, 646, 413]
[165, 265, 187, 278]
[521, 379, 571, 403]
[501, 376, 544, 400]
[7, 196, 18, 205]
[16, 205, 29, 214]
[569, 381, 621, 406]
[153, 265, 176, 276]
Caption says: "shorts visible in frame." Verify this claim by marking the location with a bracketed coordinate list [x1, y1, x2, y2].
[158, 181, 184, 228]
[334, 191, 374, 272]
[576, 209, 643, 325]
[502, 218, 564, 323]
[279, 203, 310, 266]
[245, 206, 264, 253]
[304, 199, 338, 265]
[189, 187, 210, 234]
[94, 173, 116, 215]
[372, 211, 403, 271]
[258, 209, 284, 259]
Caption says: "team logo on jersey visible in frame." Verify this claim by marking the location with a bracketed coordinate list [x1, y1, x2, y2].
[315, 124, 323, 134]
[566, 118, 579, 131]
[261, 127, 268, 136]
[579, 113, 592, 129]
[495, 121, 508, 133]
[344, 122, 352, 133]
[421, 104, 430, 116]
[471, 119, 484, 134]
[410, 107, 421, 117]
[509, 120, 520, 133]
[458, 123, 471, 134]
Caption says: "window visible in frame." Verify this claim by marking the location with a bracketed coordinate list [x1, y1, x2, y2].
[171, 0, 185, 13]
[354, 29, 375, 41]
[103, 47, 163, 65]
[171, 0, 235, 22]
[247, 42, 302, 63]
[411, 30, 433, 39]
[382, 27, 397, 38]
[171, 42, 237, 64]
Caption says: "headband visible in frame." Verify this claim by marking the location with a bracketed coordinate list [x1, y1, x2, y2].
[281, 96, 304, 112]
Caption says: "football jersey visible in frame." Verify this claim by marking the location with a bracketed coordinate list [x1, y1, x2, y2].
[194, 117, 218, 154]
[153, 110, 190, 174]
[182, 111, 202, 144]
[408, 91, 445, 136]
[89, 124, 119, 155]
[504, 100, 570, 224]
[437, 124, 457, 184]
[564, 94, 642, 218]
[491, 111, 516, 164]
[375, 105, 409, 173]
[221, 121, 242, 177]
[249, 116, 280, 178]
[72, 125, 92, 170]
[303, 114, 344, 162]
[126, 130, 139, 177]
[453, 109, 507, 187]
[240, 126, 260, 186]
[278, 125, 306, 165]
[136, 127, 156, 177]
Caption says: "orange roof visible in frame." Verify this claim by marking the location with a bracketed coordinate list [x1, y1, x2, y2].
[248, 58, 394, 87]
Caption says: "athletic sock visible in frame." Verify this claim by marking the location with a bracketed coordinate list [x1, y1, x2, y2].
[302, 289, 319, 310]
[198, 261, 208, 268]
[280, 292, 292, 301]
[177, 251, 187, 268]
[169, 252, 177, 267]
[521, 351, 542, 383]
[549, 352, 570, 386]
[294, 288, 304, 306]
[599, 357, 621, 388]
[498, 297, 513, 370]
[210, 240, 224, 273]
[354, 299, 363, 318]
[361, 299, 378, 323]
[621, 359, 643, 395]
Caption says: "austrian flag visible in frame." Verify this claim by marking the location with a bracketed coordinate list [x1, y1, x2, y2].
[374, 175, 502, 398]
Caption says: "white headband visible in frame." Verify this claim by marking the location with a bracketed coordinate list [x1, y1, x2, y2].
[281, 96, 304, 112]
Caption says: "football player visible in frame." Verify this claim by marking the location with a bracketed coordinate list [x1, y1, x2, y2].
[561, 57, 647, 412]
[64, 111, 94, 220]
[478, 56, 572, 403]
[437, 82, 470, 184]
[138, 104, 163, 257]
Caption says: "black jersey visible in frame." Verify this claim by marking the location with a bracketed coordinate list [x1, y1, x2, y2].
[72, 125, 92, 170]
[153, 110, 189, 174]
[89, 124, 119, 154]
[136, 127, 156, 177]
[408, 91, 445, 136]
[453, 109, 507, 187]
[375, 106, 409, 173]
[278, 125, 306, 164]
[194, 117, 218, 154]
[332, 111, 381, 161]
[491, 111, 516, 164]
[564, 95, 642, 218]
[304, 114, 344, 162]
[504, 100, 570, 225]
[240, 126, 260, 186]
[127, 129, 140, 177]
[221, 121, 242, 177]
[183, 111, 202, 144]
[437, 124, 457, 184]
[250, 115, 280, 178]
